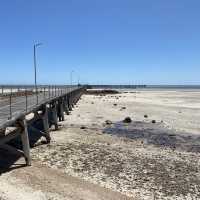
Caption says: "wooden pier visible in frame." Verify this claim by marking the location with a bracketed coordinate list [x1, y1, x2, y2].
[0, 86, 86, 166]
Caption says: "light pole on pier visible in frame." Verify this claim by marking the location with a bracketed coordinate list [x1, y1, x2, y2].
[78, 75, 80, 85]
[70, 70, 74, 90]
[33, 43, 42, 104]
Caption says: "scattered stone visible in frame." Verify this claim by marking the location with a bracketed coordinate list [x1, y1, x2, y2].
[80, 126, 87, 129]
[152, 120, 156, 124]
[144, 114, 148, 118]
[91, 102, 94, 104]
[123, 117, 132, 123]
[113, 103, 117, 106]
[120, 107, 126, 111]
[105, 120, 112, 125]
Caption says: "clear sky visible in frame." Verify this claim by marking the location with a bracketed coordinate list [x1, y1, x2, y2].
[0, 0, 199, 85]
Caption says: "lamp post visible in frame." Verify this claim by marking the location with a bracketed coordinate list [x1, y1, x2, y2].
[78, 75, 80, 86]
[33, 43, 42, 104]
[70, 70, 74, 91]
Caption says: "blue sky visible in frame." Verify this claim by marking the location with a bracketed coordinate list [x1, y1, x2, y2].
[0, 0, 199, 85]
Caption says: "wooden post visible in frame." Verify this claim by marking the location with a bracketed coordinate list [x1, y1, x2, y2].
[67, 94, 72, 111]
[0, 128, 6, 136]
[42, 105, 51, 143]
[59, 100, 65, 121]
[52, 102, 58, 130]
[20, 119, 31, 166]
[64, 96, 70, 115]
[71, 91, 74, 107]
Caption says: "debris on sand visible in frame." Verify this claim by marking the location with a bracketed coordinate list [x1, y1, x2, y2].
[80, 126, 87, 129]
[120, 107, 126, 111]
[113, 104, 117, 106]
[105, 120, 113, 125]
[152, 120, 156, 123]
[144, 114, 148, 118]
[123, 117, 132, 123]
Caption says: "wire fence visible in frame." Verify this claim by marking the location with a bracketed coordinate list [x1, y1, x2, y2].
[0, 85, 80, 126]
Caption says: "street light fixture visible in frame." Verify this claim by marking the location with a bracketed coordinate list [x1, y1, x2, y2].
[33, 43, 42, 104]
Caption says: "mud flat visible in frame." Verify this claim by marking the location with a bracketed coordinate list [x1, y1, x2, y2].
[1, 89, 200, 199]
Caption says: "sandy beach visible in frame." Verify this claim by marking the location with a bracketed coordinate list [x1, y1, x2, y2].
[0, 89, 200, 200]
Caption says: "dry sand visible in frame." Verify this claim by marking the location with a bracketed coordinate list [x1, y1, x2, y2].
[1, 89, 200, 200]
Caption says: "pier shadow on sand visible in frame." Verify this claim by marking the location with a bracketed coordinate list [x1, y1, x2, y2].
[104, 121, 200, 153]
[0, 148, 27, 175]
[0, 120, 48, 175]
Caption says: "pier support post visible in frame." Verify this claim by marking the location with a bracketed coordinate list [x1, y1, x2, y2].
[63, 96, 70, 115]
[0, 128, 6, 136]
[52, 102, 58, 130]
[71, 91, 75, 107]
[68, 94, 72, 111]
[20, 119, 31, 166]
[42, 105, 51, 143]
[57, 99, 65, 122]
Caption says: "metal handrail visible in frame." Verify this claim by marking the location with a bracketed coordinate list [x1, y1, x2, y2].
[0, 85, 82, 127]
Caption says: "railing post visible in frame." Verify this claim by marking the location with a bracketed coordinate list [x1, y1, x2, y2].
[36, 85, 38, 105]
[25, 88, 28, 113]
[43, 87, 46, 100]
[9, 94, 12, 119]
[49, 85, 50, 99]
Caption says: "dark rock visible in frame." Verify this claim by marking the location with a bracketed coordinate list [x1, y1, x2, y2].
[113, 104, 117, 106]
[105, 120, 112, 125]
[120, 107, 126, 111]
[80, 126, 87, 129]
[123, 117, 132, 123]
[144, 114, 148, 118]
[152, 120, 156, 124]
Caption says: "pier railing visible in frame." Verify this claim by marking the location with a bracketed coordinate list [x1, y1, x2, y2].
[0, 85, 80, 126]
